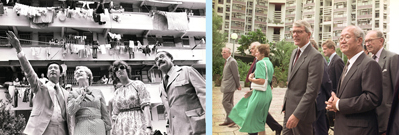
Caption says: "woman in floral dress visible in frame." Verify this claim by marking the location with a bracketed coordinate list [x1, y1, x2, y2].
[111, 60, 152, 135]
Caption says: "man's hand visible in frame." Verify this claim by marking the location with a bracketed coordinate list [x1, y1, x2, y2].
[145, 128, 152, 135]
[6, 31, 22, 53]
[325, 92, 339, 112]
[237, 85, 242, 90]
[286, 114, 299, 129]
[244, 90, 252, 98]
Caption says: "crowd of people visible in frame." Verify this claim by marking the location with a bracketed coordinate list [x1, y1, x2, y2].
[6, 31, 206, 135]
[219, 19, 399, 135]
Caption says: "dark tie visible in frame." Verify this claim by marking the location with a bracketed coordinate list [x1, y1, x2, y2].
[372, 55, 377, 60]
[163, 75, 169, 90]
[54, 86, 66, 119]
[340, 61, 351, 87]
[245, 58, 257, 83]
[293, 49, 302, 66]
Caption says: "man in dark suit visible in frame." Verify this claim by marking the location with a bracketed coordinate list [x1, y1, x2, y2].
[310, 40, 333, 135]
[282, 20, 324, 135]
[326, 26, 382, 135]
[156, 51, 206, 135]
[365, 30, 399, 135]
[322, 39, 344, 93]
[245, 42, 283, 135]
[387, 59, 399, 135]
[219, 47, 241, 127]
[7, 31, 72, 135]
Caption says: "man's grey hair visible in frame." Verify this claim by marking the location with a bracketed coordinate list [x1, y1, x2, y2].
[250, 42, 261, 48]
[293, 20, 313, 34]
[223, 47, 232, 54]
[346, 25, 365, 46]
[367, 30, 385, 44]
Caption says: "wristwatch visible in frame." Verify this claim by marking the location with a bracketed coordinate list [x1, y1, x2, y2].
[146, 126, 152, 130]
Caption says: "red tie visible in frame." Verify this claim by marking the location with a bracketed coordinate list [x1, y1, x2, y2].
[293, 49, 301, 66]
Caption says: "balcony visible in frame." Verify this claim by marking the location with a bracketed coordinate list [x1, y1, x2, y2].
[357, 14, 372, 19]
[334, 26, 346, 30]
[257, 4, 268, 9]
[255, 20, 266, 25]
[304, 3, 315, 8]
[324, 6, 332, 15]
[272, 34, 280, 41]
[286, 5, 296, 10]
[232, 8, 246, 13]
[255, 12, 268, 17]
[334, 7, 347, 12]
[359, 24, 372, 29]
[285, 14, 295, 18]
[285, 22, 293, 26]
[231, 25, 244, 30]
[232, 17, 246, 22]
[357, 4, 372, 10]
[233, 0, 246, 5]
[334, 16, 347, 21]
[322, 32, 332, 40]
[334, 0, 347, 3]
[303, 11, 314, 16]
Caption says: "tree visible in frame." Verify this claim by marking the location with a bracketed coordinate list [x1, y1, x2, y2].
[236, 29, 268, 55]
[212, 10, 227, 81]
[0, 96, 26, 135]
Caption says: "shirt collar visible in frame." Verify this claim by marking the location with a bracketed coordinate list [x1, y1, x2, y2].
[374, 47, 384, 58]
[165, 65, 179, 77]
[298, 41, 310, 53]
[47, 81, 59, 89]
[226, 55, 231, 61]
[329, 52, 337, 61]
[348, 51, 364, 65]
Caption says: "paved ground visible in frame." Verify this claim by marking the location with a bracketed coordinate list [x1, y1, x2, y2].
[212, 86, 334, 135]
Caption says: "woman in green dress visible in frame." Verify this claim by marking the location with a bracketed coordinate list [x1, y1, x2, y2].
[229, 44, 274, 135]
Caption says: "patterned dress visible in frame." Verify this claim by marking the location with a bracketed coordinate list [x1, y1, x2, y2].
[111, 80, 151, 135]
[229, 57, 274, 133]
[67, 89, 112, 135]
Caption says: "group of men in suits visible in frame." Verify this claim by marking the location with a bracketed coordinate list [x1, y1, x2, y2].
[281, 20, 399, 135]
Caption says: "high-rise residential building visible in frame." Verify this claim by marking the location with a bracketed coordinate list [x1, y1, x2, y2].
[214, 0, 390, 49]
[0, 0, 205, 132]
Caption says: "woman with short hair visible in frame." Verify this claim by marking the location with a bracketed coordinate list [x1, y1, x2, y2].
[67, 66, 111, 135]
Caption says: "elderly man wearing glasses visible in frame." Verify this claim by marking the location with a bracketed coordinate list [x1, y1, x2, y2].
[365, 30, 399, 135]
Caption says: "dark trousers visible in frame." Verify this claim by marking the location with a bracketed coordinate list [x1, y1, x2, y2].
[313, 109, 328, 135]
[249, 113, 282, 134]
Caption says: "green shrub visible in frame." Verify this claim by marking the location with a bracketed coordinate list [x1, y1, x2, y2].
[0, 98, 26, 135]
[236, 59, 251, 82]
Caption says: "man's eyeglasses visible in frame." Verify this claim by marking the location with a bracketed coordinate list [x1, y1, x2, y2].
[114, 65, 127, 71]
[290, 30, 305, 35]
[339, 35, 353, 42]
[155, 54, 166, 61]
[364, 38, 381, 44]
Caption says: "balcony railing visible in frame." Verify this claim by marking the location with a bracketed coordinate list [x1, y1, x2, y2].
[232, 8, 245, 13]
[304, 3, 315, 8]
[286, 6, 296, 10]
[272, 34, 280, 41]
[324, 6, 332, 15]
[255, 12, 268, 17]
[322, 32, 332, 40]
[357, 4, 372, 10]
[359, 24, 372, 29]
[357, 14, 372, 19]
[233, 0, 246, 5]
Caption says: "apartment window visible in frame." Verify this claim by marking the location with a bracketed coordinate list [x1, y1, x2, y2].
[226, 0, 231, 3]
[218, 0, 224, 4]
[120, 3, 134, 12]
[19, 32, 32, 45]
[0, 30, 7, 46]
[218, 7, 223, 13]
[162, 36, 175, 47]
[121, 34, 137, 46]
[147, 35, 157, 45]
[38, 32, 54, 45]
[182, 36, 190, 45]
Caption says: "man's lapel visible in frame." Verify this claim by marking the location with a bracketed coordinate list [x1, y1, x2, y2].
[378, 49, 387, 68]
[166, 66, 182, 90]
[338, 53, 365, 97]
[288, 46, 310, 83]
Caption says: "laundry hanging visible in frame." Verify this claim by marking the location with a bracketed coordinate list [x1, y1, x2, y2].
[164, 12, 189, 30]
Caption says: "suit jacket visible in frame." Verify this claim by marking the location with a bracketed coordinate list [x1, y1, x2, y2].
[328, 54, 345, 93]
[387, 57, 399, 135]
[376, 49, 399, 133]
[17, 53, 72, 135]
[159, 66, 206, 135]
[334, 53, 382, 135]
[220, 57, 240, 93]
[316, 60, 332, 111]
[282, 44, 324, 124]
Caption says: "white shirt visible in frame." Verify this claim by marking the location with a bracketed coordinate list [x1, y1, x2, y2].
[336, 51, 364, 111]
[293, 42, 310, 65]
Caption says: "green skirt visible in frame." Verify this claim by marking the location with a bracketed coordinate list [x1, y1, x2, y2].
[228, 88, 272, 133]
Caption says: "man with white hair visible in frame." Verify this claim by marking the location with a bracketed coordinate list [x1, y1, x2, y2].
[326, 26, 382, 135]
[219, 47, 241, 127]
